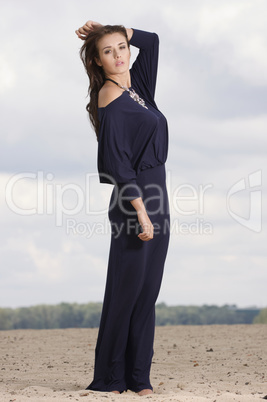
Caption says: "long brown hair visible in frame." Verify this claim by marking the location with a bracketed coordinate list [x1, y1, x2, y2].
[79, 25, 129, 141]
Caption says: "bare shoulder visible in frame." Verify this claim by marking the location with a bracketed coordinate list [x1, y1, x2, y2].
[98, 83, 123, 108]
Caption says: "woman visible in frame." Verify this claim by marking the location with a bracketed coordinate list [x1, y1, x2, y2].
[76, 20, 170, 396]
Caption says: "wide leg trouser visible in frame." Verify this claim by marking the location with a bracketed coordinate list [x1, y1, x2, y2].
[87, 164, 170, 393]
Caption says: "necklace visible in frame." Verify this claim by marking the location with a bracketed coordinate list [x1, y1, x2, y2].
[105, 78, 148, 109]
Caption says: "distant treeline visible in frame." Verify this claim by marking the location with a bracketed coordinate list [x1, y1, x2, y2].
[0, 302, 265, 330]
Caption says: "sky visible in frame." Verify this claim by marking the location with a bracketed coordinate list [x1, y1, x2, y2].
[0, 0, 266, 309]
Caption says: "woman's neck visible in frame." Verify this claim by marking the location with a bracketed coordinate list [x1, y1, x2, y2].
[105, 72, 131, 88]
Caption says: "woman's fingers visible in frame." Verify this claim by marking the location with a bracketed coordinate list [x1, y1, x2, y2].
[138, 222, 154, 241]
[87, 20, 102, 29]
[75, 20, 102, 39]
[75, 26, 90, 39]
[135, 207, 154, 241]
[75, 30, 85, 39]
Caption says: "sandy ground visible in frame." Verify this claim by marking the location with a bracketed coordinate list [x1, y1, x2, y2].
[0, 325, 266, 402]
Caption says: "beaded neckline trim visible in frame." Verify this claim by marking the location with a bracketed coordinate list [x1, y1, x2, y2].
[105, 78, 148, 109]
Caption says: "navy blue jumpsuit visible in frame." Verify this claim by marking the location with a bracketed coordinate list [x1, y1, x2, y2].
[87, 29, 170, 393]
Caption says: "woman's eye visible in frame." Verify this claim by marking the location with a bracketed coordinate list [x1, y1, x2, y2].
[120, 46, 126, 50]
[104, 50, 111, 54]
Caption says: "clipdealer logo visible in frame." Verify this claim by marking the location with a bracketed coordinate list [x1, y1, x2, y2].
[5, 169, 262, 234]
[226, 170, 262, 233]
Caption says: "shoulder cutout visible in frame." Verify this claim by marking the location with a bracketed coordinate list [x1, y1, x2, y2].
[98, 83, 124, 108]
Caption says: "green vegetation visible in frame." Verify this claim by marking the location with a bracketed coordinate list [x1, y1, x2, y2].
[155, 303, 261, 325]
[0, 302, 263, 330]
[253, 308, 267, 324]
[0, 302, 102, 330]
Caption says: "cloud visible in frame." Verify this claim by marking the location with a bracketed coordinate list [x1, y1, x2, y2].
[162, 0, 267, 86]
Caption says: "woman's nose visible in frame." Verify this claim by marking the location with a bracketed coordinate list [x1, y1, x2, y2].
[113, 50, 120, 58]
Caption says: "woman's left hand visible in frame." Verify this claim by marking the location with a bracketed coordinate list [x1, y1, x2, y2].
[137, 211, 154, 241]
[75, 20, 102, 39]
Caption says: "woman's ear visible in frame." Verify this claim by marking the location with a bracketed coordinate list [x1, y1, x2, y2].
[95, 57, 102, 67]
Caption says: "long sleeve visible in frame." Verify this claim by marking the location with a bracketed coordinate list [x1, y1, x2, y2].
[97, 107, 142, 200]
[130, 29, 159, 102]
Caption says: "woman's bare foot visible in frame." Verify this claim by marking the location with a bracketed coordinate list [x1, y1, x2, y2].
[138, 389, 153, 396]
[111, 390, 120, 394]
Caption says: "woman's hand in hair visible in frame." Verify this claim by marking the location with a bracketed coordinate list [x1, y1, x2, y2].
[75, 20, 102, 39]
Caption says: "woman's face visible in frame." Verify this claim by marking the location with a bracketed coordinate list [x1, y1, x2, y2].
[96, 32, 130, 77]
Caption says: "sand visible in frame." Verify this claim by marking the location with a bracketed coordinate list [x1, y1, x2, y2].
[0, 325, 266, 402]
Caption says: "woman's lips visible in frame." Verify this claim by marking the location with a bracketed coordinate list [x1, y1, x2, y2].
[116, 61, 124, 67]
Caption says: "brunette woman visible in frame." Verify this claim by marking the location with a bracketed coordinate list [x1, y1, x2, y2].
[76, 20, 170, 396]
